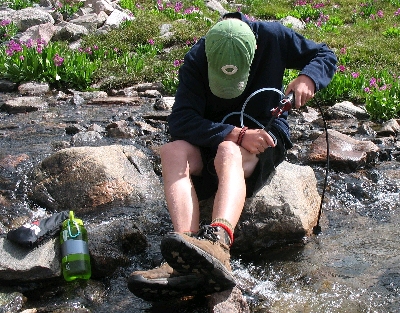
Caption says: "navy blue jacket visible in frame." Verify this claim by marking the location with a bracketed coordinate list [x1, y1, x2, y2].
[168, 12, 337, 150]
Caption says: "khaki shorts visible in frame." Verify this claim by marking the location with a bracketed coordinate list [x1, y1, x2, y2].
[191, 128, 287, 201]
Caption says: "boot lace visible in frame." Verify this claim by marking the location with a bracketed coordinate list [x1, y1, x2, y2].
[196, 225, 220, 242]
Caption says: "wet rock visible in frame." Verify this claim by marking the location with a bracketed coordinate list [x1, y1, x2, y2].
[0, 238, 61, 281]
[72, 90, 108, 100]
[106, 120, 135, 138]
[69, 93, 86, 106]
[154, 96, 175, 111]
[29, 145, 163, 212]
[0, 154, 29, 171]
[88, 96, 141, 106]
[87, 218, 147, 277]
[0, 291, 25, 312]
[376, 119, 400, 137]
[141, 90, 162, 98]
[2, 96, 48, 114]
[71, 130, 103, 145]
[208, 287, 250, 313]
[0, 79, 18, 92]
[65, 123, 87, 135]
[308, 129, 380, 171]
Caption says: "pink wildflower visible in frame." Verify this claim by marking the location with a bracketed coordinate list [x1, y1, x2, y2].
[0, 19, 11, 26]
[53, 53, 64, 67]
[352, 72, 360, 78]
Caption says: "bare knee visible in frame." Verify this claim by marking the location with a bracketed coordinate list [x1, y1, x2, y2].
[160, 140, 203, 175]
[214, 141, 241, 167]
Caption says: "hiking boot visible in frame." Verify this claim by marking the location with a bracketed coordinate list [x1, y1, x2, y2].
[127, 262, 207, 301]
[160, 225, 236, 293]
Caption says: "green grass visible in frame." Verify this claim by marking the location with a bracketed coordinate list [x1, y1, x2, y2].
[1, 0, 400, 120]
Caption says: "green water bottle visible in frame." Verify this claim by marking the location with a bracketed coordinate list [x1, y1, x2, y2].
[60, 211, 91, 281]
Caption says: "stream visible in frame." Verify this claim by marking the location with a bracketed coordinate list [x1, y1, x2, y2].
[0, 90, 399, 313]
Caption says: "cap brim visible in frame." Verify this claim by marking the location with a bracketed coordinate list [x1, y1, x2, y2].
[208, 65, 249, 99]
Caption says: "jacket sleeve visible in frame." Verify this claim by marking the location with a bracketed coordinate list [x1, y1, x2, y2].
[282, 25, 337, 91]
[167, 40, 235, 149]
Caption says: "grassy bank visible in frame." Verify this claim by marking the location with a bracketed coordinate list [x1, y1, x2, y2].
[0, 0, 400, 120]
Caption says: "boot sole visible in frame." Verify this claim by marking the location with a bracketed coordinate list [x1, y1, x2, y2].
[127, 272, 205, 301]
[161, 233, 236, 292]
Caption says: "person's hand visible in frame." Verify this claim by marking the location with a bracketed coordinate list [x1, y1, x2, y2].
[241, 128, 275, 154]
[285, 75, 315, 109]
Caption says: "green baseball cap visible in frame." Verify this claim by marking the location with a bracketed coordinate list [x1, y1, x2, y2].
[205, 19, 256, 99]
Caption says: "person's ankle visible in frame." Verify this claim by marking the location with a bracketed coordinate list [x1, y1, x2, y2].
[210, 218, 234, 246]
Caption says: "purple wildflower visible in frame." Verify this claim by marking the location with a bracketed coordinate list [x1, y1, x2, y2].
[53, 54, 64, 67]
[352, 72, 360, 78]
[6, 40, 22, 56]
[148, 39, 155, 45]
[0, 19, 11, 27]
[174, 1, 183, 12]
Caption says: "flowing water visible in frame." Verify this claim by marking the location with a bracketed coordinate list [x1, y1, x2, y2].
[1, 92, 399, 312]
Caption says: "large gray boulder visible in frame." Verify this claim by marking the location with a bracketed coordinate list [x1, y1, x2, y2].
[201, 161, 321, 253]
[12, 8, 55, 32]
[29, 145, 163, 212]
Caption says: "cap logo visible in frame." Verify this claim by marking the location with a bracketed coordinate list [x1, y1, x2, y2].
[221, 64, 238, 75]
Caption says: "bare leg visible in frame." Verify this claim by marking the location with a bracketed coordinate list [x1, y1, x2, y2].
[212, 141, 259, 229]
[160, 140, 203, 233]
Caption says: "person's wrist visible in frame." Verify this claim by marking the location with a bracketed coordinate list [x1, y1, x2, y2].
[236, 126, 248, 146]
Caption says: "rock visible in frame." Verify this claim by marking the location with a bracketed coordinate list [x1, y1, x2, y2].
[326, 101, 369, 119]
[0, 238, 61, 281]
[200, 161, 321, 253]
[53, 21, 89, 41]
[104, 9, 134, 28]
[106, 120, 135, 138]
[29, 145, 163, 212]
[208, 287, 250, 313]
[376, 119, 400, 136]
[69, 13, 106, 32]
[18, 22, 57, 44]
[2, 96, 48, 113]
[237, 161, 321, 252]
[280, 16, 306, 30]
[206, 0, 228, 16]
[12, 8, 55, 32]
[0, 154, 29, 171]
[88, 218, 148, 277]
[0, 291, 25, 312]
[71, 130, 103, 145]
[18, 81, 50, 96]
[308, 129, 380, 171]
[0, 79, 18, 92]
[87, 96, 141, 106]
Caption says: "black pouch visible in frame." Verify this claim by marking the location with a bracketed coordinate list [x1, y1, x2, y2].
[7, 211, 69, 248]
